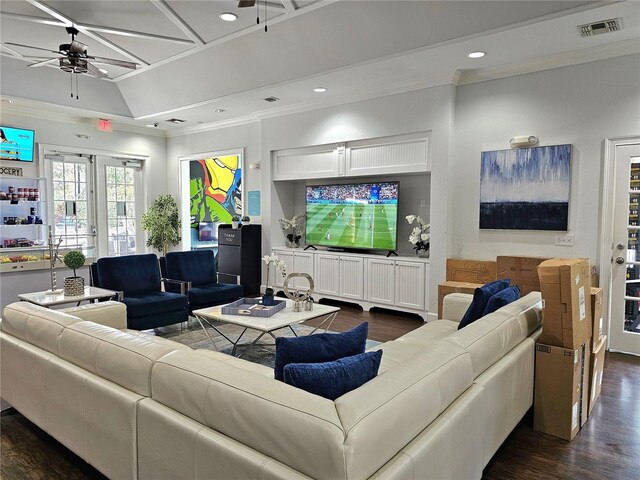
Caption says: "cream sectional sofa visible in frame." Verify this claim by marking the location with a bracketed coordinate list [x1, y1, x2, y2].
[0, 292, 542, 480]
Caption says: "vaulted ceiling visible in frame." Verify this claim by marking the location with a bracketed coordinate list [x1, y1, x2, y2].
[1, 1, 638, 134]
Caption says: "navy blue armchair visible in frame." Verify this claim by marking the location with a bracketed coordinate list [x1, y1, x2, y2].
[163, 250, 243, 313]
[93, 254, 188, 330]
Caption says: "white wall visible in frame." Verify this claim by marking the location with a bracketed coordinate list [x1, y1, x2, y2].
[166, 121, 263, 250]
[452, 54, 640, 266]
[261, 85, 454, 315]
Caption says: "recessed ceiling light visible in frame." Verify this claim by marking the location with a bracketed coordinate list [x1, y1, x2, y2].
[314, 87, 327, 93]
[468, 51, 486, 59]
[220, 12, 238, 22]
[215, 109, 226, 113]
[146, 123, 159, 128]
[99, 68, 108, 74]
[1, 99, 15, 104]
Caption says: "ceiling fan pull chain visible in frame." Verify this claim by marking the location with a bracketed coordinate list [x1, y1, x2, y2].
[70, 73, 73, 98]
[264, 0, 268, 32]
[76, 72, 79, 100]
[256, 1, 260, 25]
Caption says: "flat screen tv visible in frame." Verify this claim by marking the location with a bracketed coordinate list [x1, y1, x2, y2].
[305, 181, 399, 251]
[0, 126, 35, 162]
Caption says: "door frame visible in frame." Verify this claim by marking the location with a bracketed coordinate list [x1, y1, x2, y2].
[600, 135, 640, 350]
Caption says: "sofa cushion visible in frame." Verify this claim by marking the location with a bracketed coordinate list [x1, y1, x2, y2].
[458, 279, 510, 330]
[283, 350, 383, 400]
[274, 322, 368, 381]
[188, 283, 243, 307]
[1, 302, 82, 355]
[396, 320, 459, 347]
[370, 340, 424, 373]
[165, 250, 217, 287]
[482, 285, 521, 316]
[123, 291, 188, 319]
[444, 292, 542, 378]
[97, 254, 161, 295]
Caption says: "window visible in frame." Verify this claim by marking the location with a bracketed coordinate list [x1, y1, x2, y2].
[50, 156, 93, 250]
[105, 165, 137, 256]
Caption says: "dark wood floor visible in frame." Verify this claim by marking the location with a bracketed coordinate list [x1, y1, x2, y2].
[2, 300, 639, 479]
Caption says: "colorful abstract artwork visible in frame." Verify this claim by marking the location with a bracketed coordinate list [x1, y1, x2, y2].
[189, 155, 242, 228]
[480, 144, 571, 230]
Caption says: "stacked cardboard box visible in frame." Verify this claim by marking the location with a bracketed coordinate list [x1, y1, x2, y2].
[446, 259, 496, 284]
[496, 255, 549, 296]
[437, 281, 483, 318]
[534, 258, 592, 441]
[588, 334, 607, 416]
[591, 287, 604, 344]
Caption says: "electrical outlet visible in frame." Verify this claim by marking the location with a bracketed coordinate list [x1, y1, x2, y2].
[555, 233, 574, 246]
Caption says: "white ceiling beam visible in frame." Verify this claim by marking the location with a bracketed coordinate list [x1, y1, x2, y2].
[281, 1, 298, 12]
[80, 30, 150, 66]
[0, 12, 67, 27]
[150, 0, 205, 46]
[76, 23, 195, 45]
[23, 0, 72, 26]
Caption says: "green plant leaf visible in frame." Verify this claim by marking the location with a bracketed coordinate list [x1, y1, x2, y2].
[141, 194, 181, 256]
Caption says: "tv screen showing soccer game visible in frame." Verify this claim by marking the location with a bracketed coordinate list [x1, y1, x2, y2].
[305, 182, 399, 251]
[0, 126, 35, 162]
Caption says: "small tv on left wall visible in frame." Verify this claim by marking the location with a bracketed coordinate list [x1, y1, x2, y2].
[0, 126, 35, 162]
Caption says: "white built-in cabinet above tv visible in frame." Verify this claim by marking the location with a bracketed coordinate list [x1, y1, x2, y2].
[272, 132, 430, 181]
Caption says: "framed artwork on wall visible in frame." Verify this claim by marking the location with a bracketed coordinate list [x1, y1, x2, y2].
[179, 150, 243, 249]
[479, 144, 571, 231]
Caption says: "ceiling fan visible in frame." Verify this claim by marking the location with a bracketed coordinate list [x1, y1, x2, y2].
[5, 26, 137, 79]
[238, 0, 270, 31]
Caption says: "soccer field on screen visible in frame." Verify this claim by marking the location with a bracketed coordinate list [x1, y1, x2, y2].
[305, 203, 397, 250]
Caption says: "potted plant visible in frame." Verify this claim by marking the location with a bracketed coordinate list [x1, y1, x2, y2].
[63, 250, 86, 296]
[231, 215, 240, 229]
[241, 215, 250, 225]
[141, 194, 181, 256]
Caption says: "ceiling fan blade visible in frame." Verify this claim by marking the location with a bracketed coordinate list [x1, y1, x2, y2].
[4, 42, 59, 54]
[238, 0, 256, 7]
[86, 62, 108, 79]
[28, 58, 59, 68]
[69, 40, 87, 55]
[87, 56, 137, 69]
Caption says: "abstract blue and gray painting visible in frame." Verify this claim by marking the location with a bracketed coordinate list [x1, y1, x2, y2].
[480, 144, 571, 230]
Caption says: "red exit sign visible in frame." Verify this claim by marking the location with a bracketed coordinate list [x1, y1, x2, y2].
[97, 118, 112, 132]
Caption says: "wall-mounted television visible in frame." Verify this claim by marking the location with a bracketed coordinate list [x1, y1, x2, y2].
[305, 181, 399, 251]
[0, 126, 35, 162]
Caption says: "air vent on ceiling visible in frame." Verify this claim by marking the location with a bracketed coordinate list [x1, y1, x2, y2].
[166, 118, 186, 124]
[578, 18, 621, 37]
[264, 96, 280, 103]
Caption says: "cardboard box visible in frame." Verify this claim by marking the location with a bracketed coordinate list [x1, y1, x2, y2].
[588, 335, 606, 416]
[446, 259, 497, 284]
[537, 258, 592, 349]
[437, 281, 483, 318]
[591, 287, 604, 344]
[496, 255, 550, 296]
[534, 342, 590, 441]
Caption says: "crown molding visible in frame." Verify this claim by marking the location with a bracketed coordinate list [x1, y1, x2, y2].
[0, 101, 167, 138]
[458, 38, 640, 86]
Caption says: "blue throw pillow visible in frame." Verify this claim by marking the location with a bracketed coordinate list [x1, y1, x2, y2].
[274, 322, 368, 381]
[283, 350, 383, 400]
[482, 285, 521, 316]
[458, 279, 511, 330]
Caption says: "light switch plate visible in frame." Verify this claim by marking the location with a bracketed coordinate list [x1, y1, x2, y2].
[555, 233, 574, 246]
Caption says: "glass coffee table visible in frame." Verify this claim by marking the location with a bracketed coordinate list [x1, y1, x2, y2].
[192, 298, 340, 357]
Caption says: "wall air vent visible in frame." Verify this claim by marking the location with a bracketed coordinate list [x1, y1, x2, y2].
[264, 96, 280, 102]
[578, 18, 621, 37]
[166, 118, 186, 123]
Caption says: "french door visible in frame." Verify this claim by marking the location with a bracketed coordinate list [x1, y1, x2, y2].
[94, 156, 144, 258]
[610, 141, 640, 355]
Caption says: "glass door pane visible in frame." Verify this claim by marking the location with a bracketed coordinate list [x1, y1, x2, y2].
[95, 157, 144, 258]
[49, 156, 94, 252]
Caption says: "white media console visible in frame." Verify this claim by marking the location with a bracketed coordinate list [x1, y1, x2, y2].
[272, 247, 430, 321]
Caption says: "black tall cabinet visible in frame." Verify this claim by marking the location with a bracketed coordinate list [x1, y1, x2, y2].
[217, 224, 261, 295]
